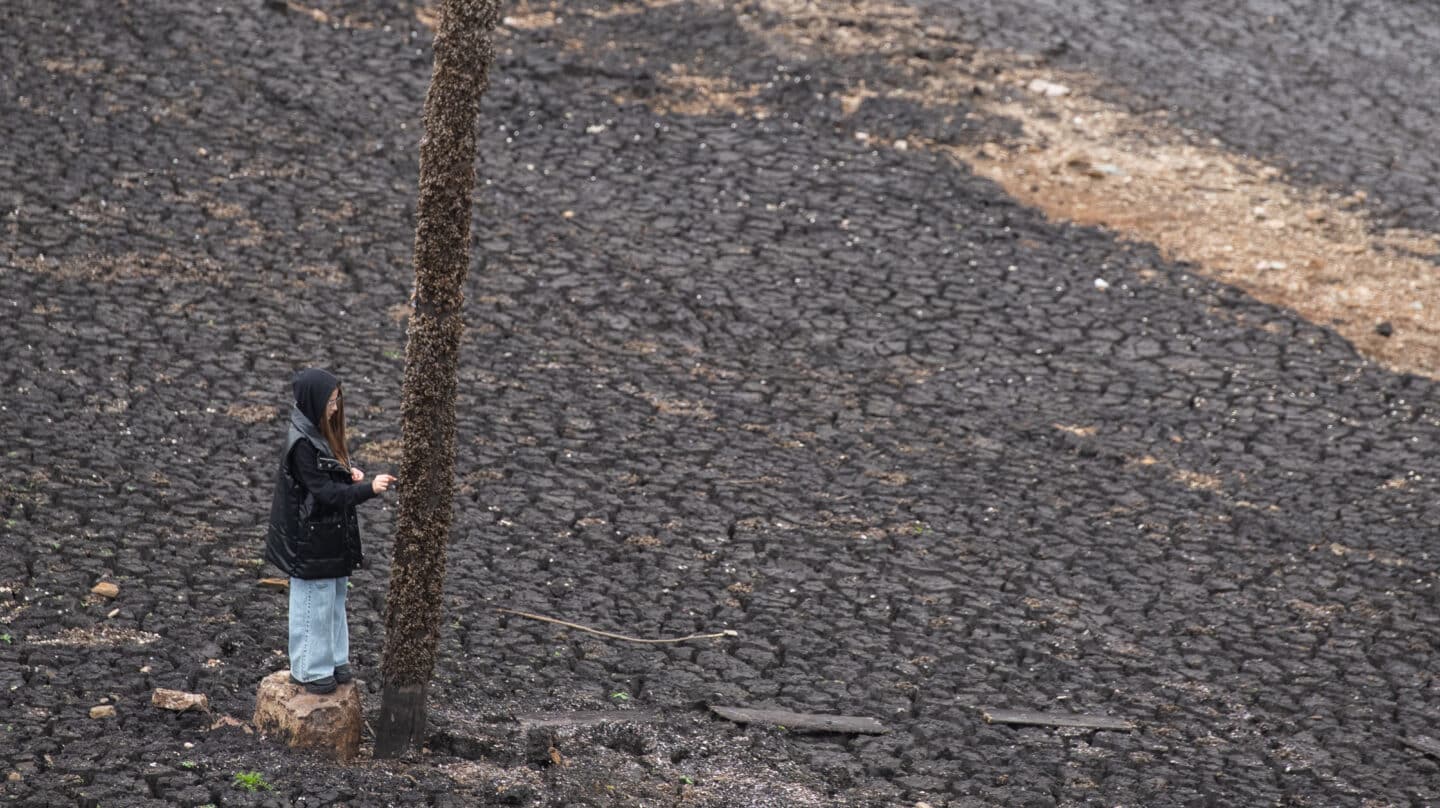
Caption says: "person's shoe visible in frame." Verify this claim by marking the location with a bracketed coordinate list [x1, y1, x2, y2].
[333, 664, 354, 684]
[289, 675, 337, 695]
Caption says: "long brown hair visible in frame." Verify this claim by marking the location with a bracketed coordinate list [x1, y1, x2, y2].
[319, 385, 351, 468]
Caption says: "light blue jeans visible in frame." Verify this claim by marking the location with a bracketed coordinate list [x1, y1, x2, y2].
[288, 577, 349, 683]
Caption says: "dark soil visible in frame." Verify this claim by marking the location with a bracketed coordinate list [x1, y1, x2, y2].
[4, 0, 1440, 806]
[937, 0, 1440, 234]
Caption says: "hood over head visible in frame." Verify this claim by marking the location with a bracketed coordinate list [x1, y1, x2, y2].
[292, 368, 339, 430]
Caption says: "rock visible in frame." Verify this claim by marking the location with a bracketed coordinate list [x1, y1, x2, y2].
[1065, 156, 1122, 179]
[1341, 189, 1368, 206]
[252, 670, 362, 761]
[7, 771, 22, 782]
[1093, 278, 1110, 290]
[91, 582, 119, 599]
[1376, 321, 1394, 338]
[1027, 78, 1070, 97]
[152, 688, 210, 713]
[90, 705, 116, 719]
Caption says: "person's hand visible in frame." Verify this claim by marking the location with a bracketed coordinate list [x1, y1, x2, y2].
[371, 474, 396, 494]
[351, 467, 365, 482]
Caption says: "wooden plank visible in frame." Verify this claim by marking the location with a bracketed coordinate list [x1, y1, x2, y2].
[1401, 735, 1440, 758]
[709, 705, 887, 735]
[981, 707, 1135, 732]
[258, 578, 289, 590]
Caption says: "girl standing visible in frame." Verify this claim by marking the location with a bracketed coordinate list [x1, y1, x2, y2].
[265, 368, 395, 694]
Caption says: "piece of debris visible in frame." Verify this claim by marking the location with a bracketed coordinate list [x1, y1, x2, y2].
[1401, 735, 1440, 758]
[1376, 321, 1394, 338]
[153, 688, 210, 713]
[91, 582, 119, 599]
[1027, 78, 1070, 97]
[258, 578, 289, 590]
[980, 707, 1134, 732]
[211, 715, 253, 734]
[90, 705, 117, 719]
[5, 771, 20, 783]
[1254, 260, 1288, 271]
[709, 705, 888, 735]
[1093, 278, 1109, 290]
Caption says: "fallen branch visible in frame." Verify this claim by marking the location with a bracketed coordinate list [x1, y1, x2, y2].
[496, 608, 738, 644]
[710, 705, 887, 735]
[980, 708, 1135, 732]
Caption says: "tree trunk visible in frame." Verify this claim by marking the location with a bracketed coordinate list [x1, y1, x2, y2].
[374, 0, 499, 760]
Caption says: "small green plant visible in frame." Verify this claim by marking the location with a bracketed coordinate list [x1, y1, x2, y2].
[0, 634, 12, 645]
[911, 522, 925, 535]
[233, 771, 272, 792]
[180, 760, 198, 770]
[609, 691, 630, 702]
[383, 348, 402, 360]
[679, 775, 695, 785]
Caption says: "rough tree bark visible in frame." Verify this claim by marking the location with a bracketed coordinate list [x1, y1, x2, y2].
[374, 0, 500, 759]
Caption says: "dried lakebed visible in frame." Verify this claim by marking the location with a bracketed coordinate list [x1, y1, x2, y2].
[4, 0, 1440, 805]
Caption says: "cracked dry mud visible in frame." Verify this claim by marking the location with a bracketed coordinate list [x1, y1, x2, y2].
[5, 1, 1440, 806]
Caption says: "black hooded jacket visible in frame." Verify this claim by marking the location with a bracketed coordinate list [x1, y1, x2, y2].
[264, 369, 376, 580]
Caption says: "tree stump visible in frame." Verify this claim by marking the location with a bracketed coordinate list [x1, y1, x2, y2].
[252, 671, 363, 761]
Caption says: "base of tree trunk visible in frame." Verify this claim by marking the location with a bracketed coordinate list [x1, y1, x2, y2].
[252, 671, 363, 761]
[373, 683, 429, 758]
